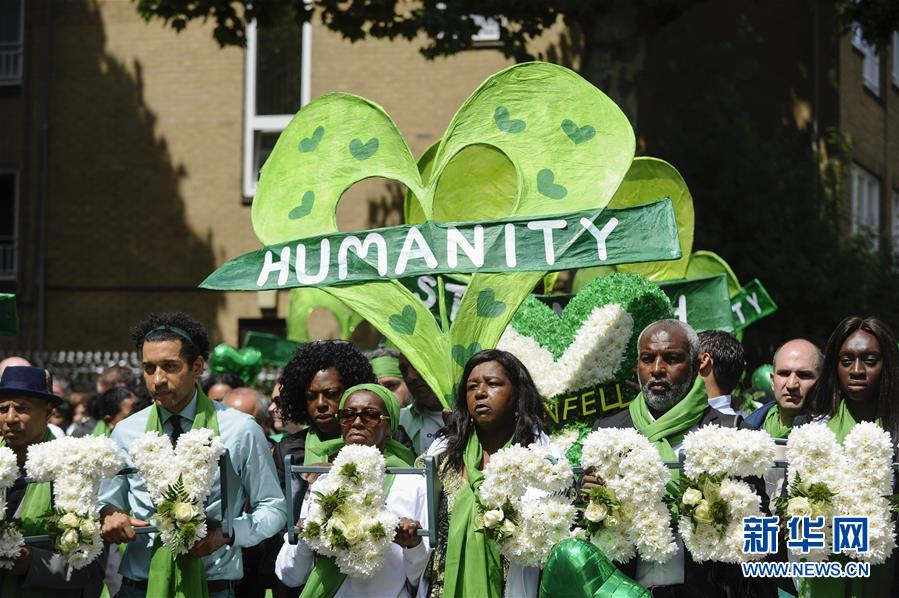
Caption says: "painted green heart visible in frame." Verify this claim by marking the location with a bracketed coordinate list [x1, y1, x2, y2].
[537, 169, 567, 199]
[288, 191, 315, 220]
[493, 106, 526, 133]
[497, 273, 671, 399]
[299, 126, 324, 152]
[388, 305, 417, 335]
[476, 289, 506, 318]
[349, 137, 379, 160]
[452, 341, 482, 367]
[561, 119, 595, 144]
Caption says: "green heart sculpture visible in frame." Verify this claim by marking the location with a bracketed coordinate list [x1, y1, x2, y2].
[247, 62, 636, 405]
[209, 343, 263, 386]
[540, 539, 651, 598]
[497, 273, 670, 407]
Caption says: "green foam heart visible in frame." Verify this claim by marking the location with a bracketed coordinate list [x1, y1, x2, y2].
[298, 126, 324, 152]
[452, 342, 482, 367]
[476, 289, 506, 318]
[537, 168, 567, 199]
[388, 305, 417, 335]
[288, 191, 315, 220]
[561, 119, 595, 144]
[209, 343, 263, 385]
[349, 137, 379, 160]
[493, 105, 526, 133]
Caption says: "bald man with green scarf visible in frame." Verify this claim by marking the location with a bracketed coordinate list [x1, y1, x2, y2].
[586, 320, 747, 598]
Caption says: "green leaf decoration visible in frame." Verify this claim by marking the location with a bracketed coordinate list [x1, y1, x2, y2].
[561, 119, 595, 144]
[287, 288, 363, 343]
[493, 106, 526, 133]
[684, 250, 742, 297]
[388, 305, 418, 335]
[288, 191, 315, 220]
[299, 126, 324, 153]
[248, 63, 636, 406]
[476, 289, 506, 318]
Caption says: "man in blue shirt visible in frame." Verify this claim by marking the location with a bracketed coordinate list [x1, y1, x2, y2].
[98, 312, 286, 598]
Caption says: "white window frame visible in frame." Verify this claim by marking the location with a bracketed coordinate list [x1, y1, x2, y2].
[892, 188, 899, 251]
[851, 162, 881, 249]
[892, 31, 899, 88]
[0, 0, 24, 87]
[0, 170, 19, 280]
[243, 18, 312, 199]
[853, 23, 880, 95]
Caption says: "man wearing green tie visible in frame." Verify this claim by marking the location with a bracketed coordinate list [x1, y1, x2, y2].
[98, 312, 286, 598]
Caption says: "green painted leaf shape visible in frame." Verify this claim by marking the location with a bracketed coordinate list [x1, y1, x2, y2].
[286, 288, 363, 343]
[251, 92, 424, 246]
[685, 250, 742, 298]
[610, 157, 694, 281]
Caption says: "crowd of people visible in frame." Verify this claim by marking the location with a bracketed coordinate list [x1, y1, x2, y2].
[0, 310, 895, 597]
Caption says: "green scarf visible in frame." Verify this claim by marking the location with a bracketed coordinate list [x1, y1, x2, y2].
[763, 404, 792, 439]
[304, 427, 338, 466]
[145, 388, 220, 598]
[300, 439, 411, 597]
[0, 429, 55, 597]
[443, 432, 511, 598]
[92, 419, 111, 437]
[370, 356, 402, 379]
[805, 400, 892, 597]
[628, 375, 709, 468]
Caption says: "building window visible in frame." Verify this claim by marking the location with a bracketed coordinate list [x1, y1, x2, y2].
[470, 15, 501, 43]
[0, 0, 23, 87]
[892, 189, 899, 250]
[893, 31, 899, 88]
[0, 172, 18, 280]
[851, 163, 881, 248]
[853, 23, 880, 95]
[243, 16, 311, 199]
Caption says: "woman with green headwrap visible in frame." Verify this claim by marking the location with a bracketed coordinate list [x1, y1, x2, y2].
[274, 383, 426, 596]
[420, 349, 557, 598]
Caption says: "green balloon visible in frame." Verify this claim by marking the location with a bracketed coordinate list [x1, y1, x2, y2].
[752, 364, 773, 390]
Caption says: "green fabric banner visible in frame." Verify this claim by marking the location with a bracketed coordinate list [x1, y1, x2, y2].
[730, 278, 777, 331]
[202, 201, 680, 291]
[658, 275, 734, 332]
[0, 294, 17, 336]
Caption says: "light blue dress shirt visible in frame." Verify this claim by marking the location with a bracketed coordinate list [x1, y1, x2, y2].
[98, 392, 287, 582]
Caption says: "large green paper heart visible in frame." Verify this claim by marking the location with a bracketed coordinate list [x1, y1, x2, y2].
[209, 343, 263, 386]
[250, 63, 635, 405]
[497, 273, 670, 400]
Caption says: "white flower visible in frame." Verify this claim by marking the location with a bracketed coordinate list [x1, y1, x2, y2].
[60, 513, 80, 528]
[786, 497, 812, 518]
[482, 509, 504, 528]
[59, 529, 80, 552]
[682, 488, 702, 506]
[693, 500, 714, 524]
[584, 502, 608, 523]
[79, 518, 97, 536]
[172, 501, 199, 523]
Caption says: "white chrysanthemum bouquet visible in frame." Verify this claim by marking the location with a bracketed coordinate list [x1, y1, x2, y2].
[675, 426, 775, 563]
[301, 444, 399, 577]
[130, 429, 225, 554]
[477, 443, 576, 567]
[0, 445, 23, 569]
[579, 429, 677, 563]
[26, 436, 124, 568]
[777, 422, 895, 564]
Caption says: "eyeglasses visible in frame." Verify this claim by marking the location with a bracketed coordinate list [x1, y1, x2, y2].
[338, 408, 390, 428]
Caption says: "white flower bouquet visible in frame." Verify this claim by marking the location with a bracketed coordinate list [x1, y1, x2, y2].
[477, 444, 576, 567]
[778, 422, 895, 564]
[26, 436, 124, 568]
[301, 444, 399, 577]
[0, 446, 23, 569]
[579, 429, 677, 563]
[129, 429, 225, 554]
[676, 426, 774, 563]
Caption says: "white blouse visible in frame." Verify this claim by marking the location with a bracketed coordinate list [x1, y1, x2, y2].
[275, 470, 431, 598]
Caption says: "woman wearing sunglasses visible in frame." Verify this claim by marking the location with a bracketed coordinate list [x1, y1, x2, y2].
[275, 383, 424, 596]
[420, 349, 553, 598]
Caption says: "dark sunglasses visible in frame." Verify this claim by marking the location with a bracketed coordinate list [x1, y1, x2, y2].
[338, 408, 390, 428]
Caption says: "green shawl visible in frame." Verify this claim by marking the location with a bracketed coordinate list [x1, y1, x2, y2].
[763, 404, 792, 439]
[0, 429, 54, 597]
[144, 388, 220, 598]
[300, 383, 413, 598]
[92, 420, 111, 437]
[628, 375, 709, 467]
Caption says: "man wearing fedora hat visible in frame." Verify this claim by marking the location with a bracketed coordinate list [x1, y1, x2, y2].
[0, 366, 105, 596]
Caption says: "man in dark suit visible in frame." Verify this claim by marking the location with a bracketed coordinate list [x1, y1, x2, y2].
[585, 319, 747, 597]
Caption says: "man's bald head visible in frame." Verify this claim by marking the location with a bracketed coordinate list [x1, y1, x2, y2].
[223, 387, 268, 427]
[772, 339, 822, 372]
[0, 356, 31, 377]
[637, 320, 701, 364]
[636, 320, 701, 413]
[771, 338, 822, 414]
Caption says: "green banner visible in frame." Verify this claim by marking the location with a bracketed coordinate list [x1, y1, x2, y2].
[545, 381, 636, 426]
[0, 294, 17, 336]
[201, 200, 680, 291]
[730, 278, 777, 331]
[658, 275, 734, 332]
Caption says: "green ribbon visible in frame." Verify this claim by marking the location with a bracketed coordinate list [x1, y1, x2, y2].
[443, 432, 510, 598]
[540, 539, 650, 598]
[762, 404, 791, 439]
[144, 388, 221, 598]
[92, 419, 111, 437]
[370, 356, 402, 379]
[826, 399, 880, 445]
[628, 375, 708, 470]
[304, 428, 339, 466]
[0, 429, 54, 596]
